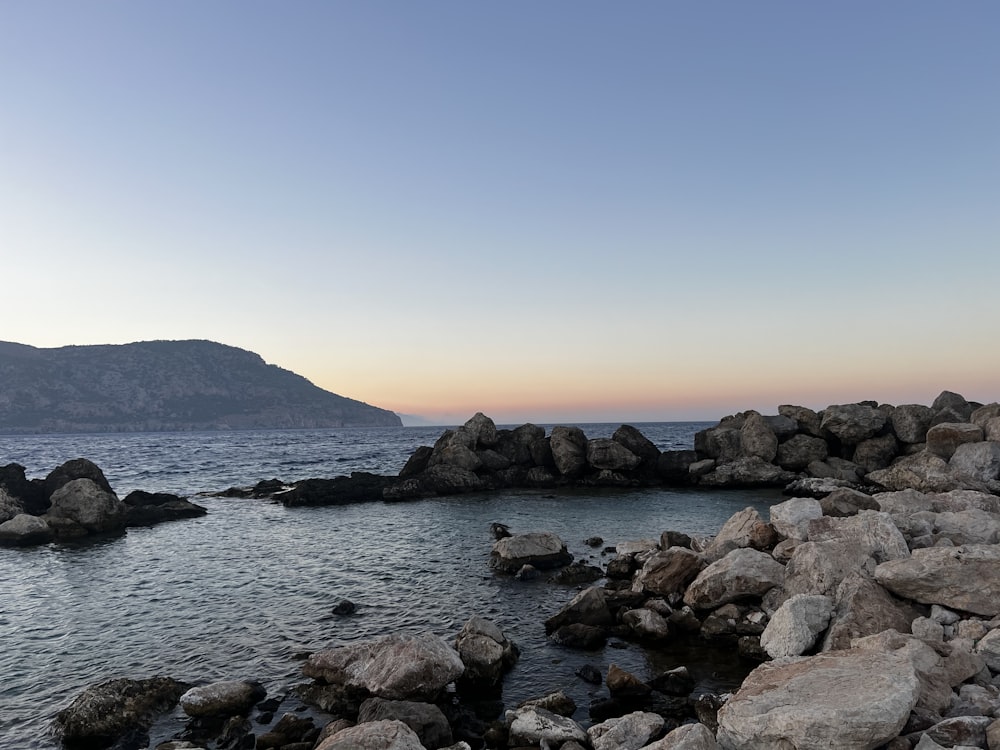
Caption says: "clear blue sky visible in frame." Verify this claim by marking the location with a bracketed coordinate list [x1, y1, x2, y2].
[2, 2, 997, 424]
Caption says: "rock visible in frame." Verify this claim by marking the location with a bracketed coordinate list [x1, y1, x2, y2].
[822, 572, 915, 651]
[695, 425, 742, 463]
[53, 676, 189, 747]
[783, 476, 860, 498]
[587, 438, 641, 471]
[820, 403, 887, 444]
[303, 633, 465, 701]
[760, 594, 834, 658]
[545, 586, 615, 633]
[621, 608, 671, 640]
[332, 599, 357, 616]
[453, 616, 518, 693]
[644, 722, 720, 749]
[0, 513, 53, 546]
[613, 424, 661, 462]
[489, 531, 572, 573]
[926, 508, 1000, 544]
[924, 715, 993, 748]
[779, 404, 824, 436]
[892, 404, 935, 444]
[683, 548, 785, 610]
[781, 538, 874, 600]
[0, 462, 49, 514]
[461, 412, 498, 448]
[44, 457, 115, 496]
[770, 497, 823, 541]
[806, 510, 910, 562]
[550, 560, 604, 584]
[927, 422, 985, 460]
[875, 544, 1000, 617]
[358, 697, 453, 749]
[123, 490, 207, 526]
[315, 719, 425, 750]
[256, 713, 317, 749]
[587, 710, 665, 750]
[698, 456, 796, 488]
[606, 664, 651, 699]
[853, 433, 900, 472]
[807, 457, 865, 482]
[988, 718, 1000, 750]
[550, 426, 588, 477]
[868, 452, 972, 494]
[950, 441, 1000, 486]
[740, 412, 778, 462]
[506, 706, 588, 747]
[975, 628, 1000, 671]
[518, 690, 577, 717]
[0, 486, 23, 523]
[179, 679, 265, 717]
[716, 647, 920, 749]
[819, 487, 880, 517]
[702, 507, 776, 560]
[631, 547, 704, 596]
[46, 478, 127, 535]
[658, 450, 700, 482]
[776, 434, 829, 471]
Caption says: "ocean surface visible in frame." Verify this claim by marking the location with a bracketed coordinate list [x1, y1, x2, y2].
[0, 423, 784, 749]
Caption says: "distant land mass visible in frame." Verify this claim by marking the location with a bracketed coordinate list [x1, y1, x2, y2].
[0, 340, 402, 433]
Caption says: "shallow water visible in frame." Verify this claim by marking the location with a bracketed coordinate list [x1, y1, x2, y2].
[0, 423, 782, 749]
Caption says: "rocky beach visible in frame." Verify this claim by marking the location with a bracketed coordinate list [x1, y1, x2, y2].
[3, 391, 1000, 750]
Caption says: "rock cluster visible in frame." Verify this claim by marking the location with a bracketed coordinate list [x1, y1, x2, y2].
[383, 391, 1000, 499]
[0, 459, 207, 547]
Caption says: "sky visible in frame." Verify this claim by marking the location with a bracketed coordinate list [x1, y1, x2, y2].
[1, 2, 998, 425]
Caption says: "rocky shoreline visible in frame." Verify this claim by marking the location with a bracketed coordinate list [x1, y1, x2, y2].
[3, 390, 1000, 749]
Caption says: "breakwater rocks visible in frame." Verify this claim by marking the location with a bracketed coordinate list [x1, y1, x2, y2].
[383, 391, 1000, 500]
[0, 458, 206, 546]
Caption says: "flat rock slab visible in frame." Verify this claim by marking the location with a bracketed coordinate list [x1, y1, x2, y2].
[716, 647, 921, 750]
[489, 531, 573, 572]
[874, 544, 1000, 617]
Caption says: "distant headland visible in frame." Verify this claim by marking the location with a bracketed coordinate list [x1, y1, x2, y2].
[0, 339, 401, 433]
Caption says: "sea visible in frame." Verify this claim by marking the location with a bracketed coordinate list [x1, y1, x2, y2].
[0, 423, 784, 749]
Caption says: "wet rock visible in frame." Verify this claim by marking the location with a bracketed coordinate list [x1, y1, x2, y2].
[46, 478, 127, 535]
[489, 531, 573, 573]
[587, 710, 665, 750]
[303, 633, 464, 701]
[179, 680, 266, 718]
[332, 599, 356, 616]
[649, 666, 695, 696]
[53, 676, 190, 748]
[517, 690, 577, 717]
[453, 616, 518, 693]
[549, 623, 607, 650]
[621, 608, 670, 640]
[124, 490, 207, 526]
[505, 706, 588, 747]
[632, 547, 704, 596]
[315, 719, 425, 750]
[875, 544, 1000, 617]
[607, 664, 651, 700]
[544, 586, 615, 633]
[716, 647, 920, 749]
[256, 713, 317, 749]
[550, 560, 604, 584]
[0, 512, 53, 546]
[358, 697, 452, 749]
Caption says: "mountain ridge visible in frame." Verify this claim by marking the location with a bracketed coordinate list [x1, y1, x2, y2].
[0, 339, 401, 433]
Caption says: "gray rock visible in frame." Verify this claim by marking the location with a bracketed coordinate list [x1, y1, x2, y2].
[303, 633, 465, 701]
[821, 572, 916, 651]
[760, 594, 834, 658]
[544, 586, 615, 633]
[892, 404, 935, 444]
[875, 544, 1000, 617]
[683, 548, 785, 610]
[489, 531, 572, 572]
[358, 697, 452, 749]
[698, 456, 796, 488]
[924, 715, 993, 749]
[776, 434, 829, 471]
[315, 719, 425, 750]
[853, 433, 900, 472]
[782, 539, 874, 600]
[0, 487, 23, 523]
[807, 457, 865, 482]
[179, 680, 265, 717]
[868, 451, 975, 494]
[805, 510, 910, 563]
[770, 497, 823, 541]
[819, 488, 880, 517]
[778, 404, 824, 437]
[716, 647, 920, 749]
[587, 438, 641, 471]
[643, 722, 720, 749]
[613, 424, 661, 462]
[506, 706, 588, 747]
[820, 403, 887, 444]
[46, 478, 126, 534]
[631, 547, 704, 596]
[695, 426, 742, 463]
[740, 412, 778, 462]
[621, 608, 670, 640]
[703, 507, 776, 560]
[950, 441, 1000, 485]
[550, 426, 588, 477]
[587, 710, 665, 750]
[0, 513, 53, 546]
[975, 628, 1000, 671]
[927, 422, 985, 460]
[453, 616, 518, 691]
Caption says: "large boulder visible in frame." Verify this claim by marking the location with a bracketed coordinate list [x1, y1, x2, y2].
[716, 647, 920, 749]
[586, 438, 641, 471]
[770, 497, 823, 541]
[695, 426, 742, 463]
[631, 547, 704, 596]
[644, 722, 720, 749]
[587, 710, 665, 750]
[820, 403, 886, 445]
[315, 719, 426, 750]
[740, 412, 778, 462]
[302, 634, 465, 701]
[781, 539, 874, 600]
[0, 486, 22, 523]
[123, 490, 207, 526]
[52, 677, 189, 748]
[821, 571, 917, 651]
[926, 422, 984, 460]
[891, 404, 935, 444]
[697, 456, 796, 488]
[805, 510, 910, 563]
[358, 697, 453, 750]
[874, 544, 1000, 616]
[779, 404, 824, 437]
[776, 434, 829, 471]
[759, 594, 834, 658]
[46, 478, 127, 535]
[867, 452, 972, 494]
[613, 424, 661, 462]
[544, 586, 615, 633]
[44, 458, 115, 496]
[506, 706, 588, 747]
[453, 616, 518, 693]
[683, 548, 785, 610]
[179, 679, 265, 717]
[949, 440, 1000, 486]
[852, 433, 899, 472]
[0, 513, 54, 546]
[702, 507, 776, 560]
[489, 531, 572, 573]
[550, 426, 588, 477]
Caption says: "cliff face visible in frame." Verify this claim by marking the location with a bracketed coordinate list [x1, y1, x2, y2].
[0, 340, 402, 433]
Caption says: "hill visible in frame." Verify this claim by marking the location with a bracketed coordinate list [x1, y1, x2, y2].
[0, 340, 402, 433]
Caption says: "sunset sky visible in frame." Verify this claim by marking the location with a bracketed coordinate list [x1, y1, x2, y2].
[2, 2, 998, 425]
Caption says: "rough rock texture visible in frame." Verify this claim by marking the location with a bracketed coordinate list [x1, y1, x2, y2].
[0, 513, 53, 546]
[820, 403, 886, 444]
[805, 510, 910, 563]
[303, 634, 465, 701]
[358, 697, 453, 749]
[489, 532, 573, 572]
[644, 722, 720, 749]
[453, 616, 518, 692]
[874, 544, 1000, 616]
[821, 572, 916, 651]
[550, 426, 588, 477]
[506, 706, 588, 747]
[926, 422, 985, 460]
[716, 648, 920, 749]
[52, 677, 190, 747]
[631, 547, 704, 596]
[702, 507, 776, 560]
[544, 586, 615, 633]
[46, 478, 127, 534]
[683, 548, 785, 610]
[179, 679, 265, 717]
[587, 710, 665, 750]
[770, 497, 823, 541]
[760, 594, 834, 658]
[314, 719, 426, 750]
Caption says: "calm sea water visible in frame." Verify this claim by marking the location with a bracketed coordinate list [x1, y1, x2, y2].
[0, 423, 783, 749]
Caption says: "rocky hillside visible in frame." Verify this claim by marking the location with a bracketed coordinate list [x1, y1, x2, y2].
[0, 340, 401, 433]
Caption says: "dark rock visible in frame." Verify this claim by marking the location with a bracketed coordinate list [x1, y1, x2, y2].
[278, 473, 392, 506]
[123, 490, 207, 526]
[358, 697, 453, 749]
[660, 530, 692, 549]
[545, 587, 615, 633]
[613, 424, 661, 462]
[657, 450, 698, 483]
[550, 560, 604, 585]
[53, 676, 190, 748]
[576, 665, 603, 685]
[332, 600, 356, 616]
[398, 446, 433, 478]
[490, 522, 511, 540]
[549, 624, 608, 650]
[550, 426, 589, 477]
[649, 666, 695, 697]
[256, 713, 316, 749]
[44, 458, 115, 496]
[585, 536, 604, 547]
[0, 463, 49, 514]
